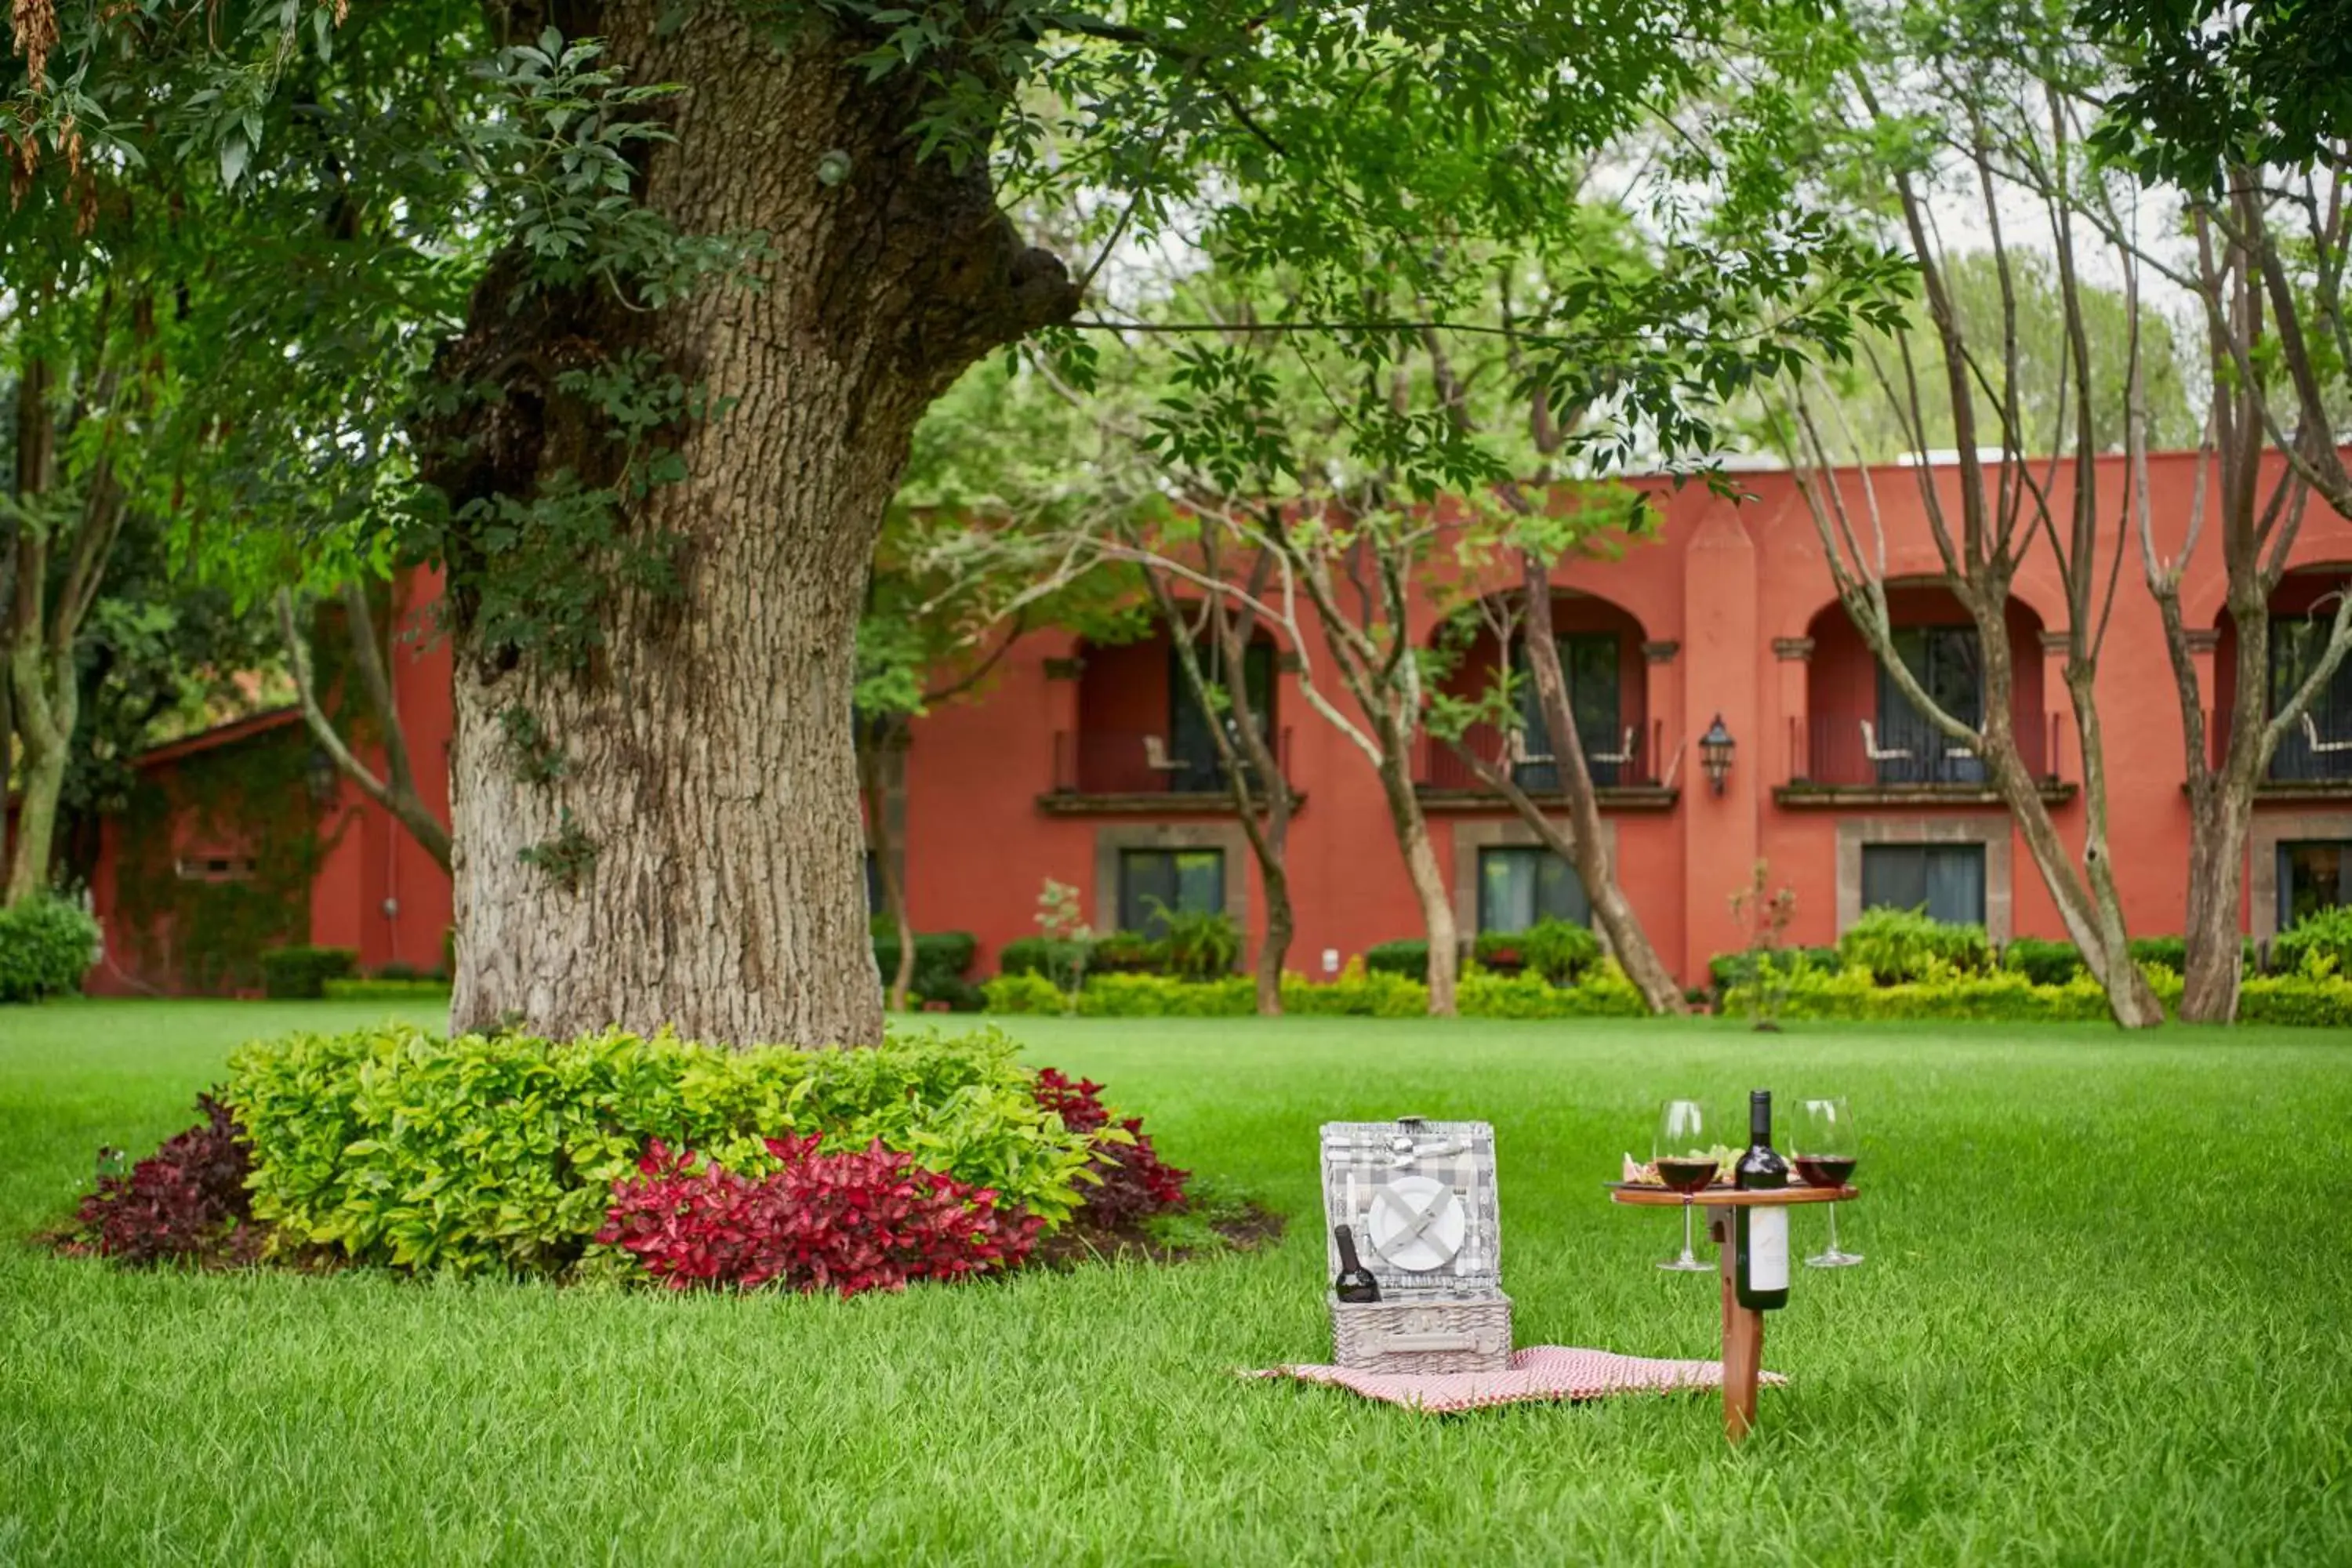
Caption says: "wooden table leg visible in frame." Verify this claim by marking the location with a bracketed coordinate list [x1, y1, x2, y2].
[1710, 1208, 1762, 1442]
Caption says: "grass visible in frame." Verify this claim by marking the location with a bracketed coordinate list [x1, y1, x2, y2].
[4, 1000, 2350, 1566]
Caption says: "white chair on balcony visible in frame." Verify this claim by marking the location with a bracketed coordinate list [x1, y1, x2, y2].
[1141, 735, 1185, 773]
[1858, 720, 1912, 762]
[1504, 728, 1554, 767]
[1591, 726, 1637, 766]
[2303, 712, 2352, 754]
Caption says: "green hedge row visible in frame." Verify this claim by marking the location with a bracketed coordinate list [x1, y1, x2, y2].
[0, 895, 102, 1003]
[983, 960, 1650, 1019]
[259, 946, 358, 1000]
[224, 1023, 1095, 1275]
[1764, 964, 2352, 1025]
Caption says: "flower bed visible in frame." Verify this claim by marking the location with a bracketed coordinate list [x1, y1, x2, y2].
[60, 1024, 1210, 1292]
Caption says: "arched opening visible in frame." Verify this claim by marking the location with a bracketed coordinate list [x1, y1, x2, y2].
[1424, 590, 1655, 792]
[1798, 586, 2051, 787]
[1063, 613, 1283, 796]
[2212, 564, 2352, 785]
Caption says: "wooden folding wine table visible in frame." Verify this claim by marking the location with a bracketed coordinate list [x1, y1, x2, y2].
[1606, 1183, 1860, 1442]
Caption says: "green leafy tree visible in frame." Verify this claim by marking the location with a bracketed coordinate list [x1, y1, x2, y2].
[2081, 0, 2352, 1021]
[12, 0, 1879, 1043]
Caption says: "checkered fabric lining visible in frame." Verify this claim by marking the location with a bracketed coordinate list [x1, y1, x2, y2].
[1246, 1345, 1788, 1414]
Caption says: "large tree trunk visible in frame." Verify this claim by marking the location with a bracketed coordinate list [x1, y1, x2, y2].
[1517, 554, 1686, 1014]
[2180, 786, 2251, 1022]
[422, 7, 1076, 1045]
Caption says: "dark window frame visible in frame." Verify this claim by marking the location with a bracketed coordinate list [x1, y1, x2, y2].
[1860, 842, 1988, 926]
[1512, 632, 1625, 789]
[1116, 847, 1227, 935]
[1475, 845, 1592, 934]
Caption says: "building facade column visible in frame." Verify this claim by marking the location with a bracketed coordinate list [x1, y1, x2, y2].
[1681, 511, 1760, 982]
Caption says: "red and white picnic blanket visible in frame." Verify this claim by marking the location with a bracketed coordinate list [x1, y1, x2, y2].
[1247, 1345, 1785, 1414]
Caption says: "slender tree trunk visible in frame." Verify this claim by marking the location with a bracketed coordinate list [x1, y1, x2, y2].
[856, 724, 917, 1012]
[1369, 735, 1457, 1014]
[1517, 554, 1686, 1014]
[277, 586, 454, 874]
[419, 8, 1075, 1045]
[5, 643, 73, 905]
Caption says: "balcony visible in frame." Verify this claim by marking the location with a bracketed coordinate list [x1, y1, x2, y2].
[1414, 720, 1677, 811]
[2207, 710, 2352, 800]
[1040, 727, 1301, 815]
[1776, 713, 2074, 808]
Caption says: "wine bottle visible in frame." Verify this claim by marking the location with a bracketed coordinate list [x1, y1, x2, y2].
[1733, 1089, 1791, 1311]
[1333, 1225, 1381, 1302]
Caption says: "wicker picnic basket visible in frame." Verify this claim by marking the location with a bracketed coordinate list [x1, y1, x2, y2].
[1320, 1117, 1512, 1376]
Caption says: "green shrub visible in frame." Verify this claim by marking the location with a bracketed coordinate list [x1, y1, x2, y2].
[1282, 964, 1432, 1017]
[0, 894, 102, 1003]
[1705, 946, 1842, 994]
[1363, 939, 1429, 978]
[2127, 935, 2187, 975]
[871, 929, 978, 989]
[225, 1023, 1094, 1275]
[2002, 937, 2085, 986]
[322, 978, 452, 1001]
[1458, 959, 1646, 1018]
[2237, 971, 2352, 1026]
[1518, 920, 1602, 985]
[996, 935, 1089, 982]
[982, 971, 1069, 1014]
[1086, 931, 1168, 975]
[257, 945, 358, 1000]
[1470, 931, 1528, 971]
[1838, 908, 1991, 984]
[1156, 907, 1243, 982]
[1774, 962, 2185, 1022]
[1078, 973, 1255, 1017]
[2274, 906, 2352, 978]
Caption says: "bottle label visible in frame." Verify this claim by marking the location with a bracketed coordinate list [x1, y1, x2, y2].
[1749, 1207, 1789, 1292]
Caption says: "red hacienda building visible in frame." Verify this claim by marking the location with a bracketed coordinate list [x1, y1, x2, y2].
[71, 449, 2352, 996]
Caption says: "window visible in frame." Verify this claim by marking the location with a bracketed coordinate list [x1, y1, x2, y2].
[1514, 633, 1624, 788]
[1117, 848, 1225, 935]
[1167, 641, 1275, 791]
[2278, 840, 2352, 930]
[1476, 847, 1591, 934]
[2268, 613, 2352, 780]
[1860, 843, 1986, 925]
[174, 855, 257, 883]
[1875, 626, 1984, 784]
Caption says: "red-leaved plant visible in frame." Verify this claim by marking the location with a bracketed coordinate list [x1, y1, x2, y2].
[74, 1092, 257, 1265]
[1033, 1067, 1189, 1226]
[597, 1135, 1041, 1295]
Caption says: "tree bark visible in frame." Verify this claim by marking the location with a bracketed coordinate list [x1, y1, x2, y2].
[1516, 552, 1687, 1014]
[418, 8, 1076, 1045]
[1370, 733, 1458, 1014]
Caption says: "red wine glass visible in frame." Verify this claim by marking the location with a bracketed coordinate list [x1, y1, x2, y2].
[1795, 1096, 1862, 1268]
[1653, 1098, 1718, 1273]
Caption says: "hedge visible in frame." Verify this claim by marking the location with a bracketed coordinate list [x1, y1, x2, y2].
[2274, 906, 2352, 978]
[985, 960, 1649, 1019]
[0, 895, 101, 1003]
[224, 1023, 1095, 1275]
[258, 945, 357, 1000]
[1363, 939, 1429, 978]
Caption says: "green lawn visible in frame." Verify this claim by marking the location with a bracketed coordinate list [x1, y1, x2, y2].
[3, 1001, 2349, 1566]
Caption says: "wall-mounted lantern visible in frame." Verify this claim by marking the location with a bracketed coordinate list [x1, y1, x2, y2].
[1700, 715, 1736, 796]
[307, 746, 340, 807]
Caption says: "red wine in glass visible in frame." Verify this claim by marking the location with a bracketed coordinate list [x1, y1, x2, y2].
[1794, 1155, 1857, 1189]
[1654, 1156, 1720, 1193]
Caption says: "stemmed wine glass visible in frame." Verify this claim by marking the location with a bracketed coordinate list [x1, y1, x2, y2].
[1794, 1096, 1862, 1268]
[1653, 1098, 1719, 1273]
